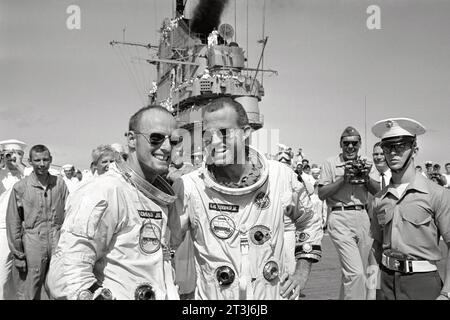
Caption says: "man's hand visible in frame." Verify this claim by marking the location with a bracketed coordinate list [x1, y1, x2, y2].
[15, 259, 27, 274]
[279, 271, 307, 300]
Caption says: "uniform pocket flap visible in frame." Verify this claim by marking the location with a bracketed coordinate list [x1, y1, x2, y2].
[401, 210, 432, 226]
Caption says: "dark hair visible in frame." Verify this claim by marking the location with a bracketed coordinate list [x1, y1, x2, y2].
[415, 165, 422, 169]
[128, 105, 171, 131]
[302, 159, 309, 164]
[303, 164, 311, 171]
[29, 144, 50, 159]
[373, 141, 382, 148]
[204, 97, 249, 127]
[446, 163, 450, 167]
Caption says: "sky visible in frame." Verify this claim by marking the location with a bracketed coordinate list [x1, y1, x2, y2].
[1, 0, 449, 170]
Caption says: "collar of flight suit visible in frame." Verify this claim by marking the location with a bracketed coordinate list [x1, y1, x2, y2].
[28, 171, 57, 189]
[114, 160, 177, 206]
[381, 172, 429, 200]
[200, 146, 269, 196]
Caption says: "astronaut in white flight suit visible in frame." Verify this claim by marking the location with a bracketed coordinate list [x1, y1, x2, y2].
[46, 106, 181, 300]
[170, 98, 323, 300]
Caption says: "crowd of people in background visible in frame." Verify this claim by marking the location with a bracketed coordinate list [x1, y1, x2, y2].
[0, 108, 449, 301]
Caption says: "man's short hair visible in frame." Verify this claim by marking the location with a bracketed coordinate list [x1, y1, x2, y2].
[373, 141, 382, 149]
[204, 97, 249, 127]
[445, 163, 450, 167]
[29, 144, 50, 159]
[128, 105, 171, 132]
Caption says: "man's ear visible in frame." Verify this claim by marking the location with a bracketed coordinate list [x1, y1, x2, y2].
[49, 156, 53, 165]
[127, 131, 137, 149]
[412, 146, 419, 157]
[242, 125, 252, 140]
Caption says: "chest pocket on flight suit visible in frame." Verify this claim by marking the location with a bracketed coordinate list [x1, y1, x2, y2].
[21, 192, 39, 230]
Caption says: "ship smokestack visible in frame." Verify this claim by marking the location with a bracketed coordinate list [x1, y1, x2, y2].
[190, 0, 229, 35]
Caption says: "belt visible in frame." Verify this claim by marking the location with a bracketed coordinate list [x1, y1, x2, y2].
[331, 205, 367, 212]
[381, 252, 437, 273]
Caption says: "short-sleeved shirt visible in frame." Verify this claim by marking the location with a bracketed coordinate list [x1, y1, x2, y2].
[370, 173, 450, 261]
[318, 154, 370, 207]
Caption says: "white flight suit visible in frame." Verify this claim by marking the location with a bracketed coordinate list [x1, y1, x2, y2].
[0, 168, 22, 300]
[282, 166, 323, 274]
[46, 163, 179, 300]
[171, 150, 318, 300]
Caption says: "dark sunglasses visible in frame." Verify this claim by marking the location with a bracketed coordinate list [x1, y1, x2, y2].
[342, 140, 360, 147]
[380, 141, 411, 154]
[202, 128, 239, 145]
[135, 132, 183, 146]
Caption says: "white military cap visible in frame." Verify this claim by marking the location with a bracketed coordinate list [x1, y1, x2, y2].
[0, 139, 27, 152]
[62, 164, 74, 170]
[371, 118, 426, 140]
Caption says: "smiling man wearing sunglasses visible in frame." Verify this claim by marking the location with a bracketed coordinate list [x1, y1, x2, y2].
[170, 97, 321, 300]
[47, 105, 181, 300]
[370, 118, 450, 300]
[318, 126, 379, 300]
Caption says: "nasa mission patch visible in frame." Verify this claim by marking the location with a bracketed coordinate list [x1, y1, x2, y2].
[139, 222, 161, 254]
[210, 215, 236, 240]
[254, 192, 270, 209]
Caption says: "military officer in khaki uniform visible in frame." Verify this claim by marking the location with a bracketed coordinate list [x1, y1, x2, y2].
[318, 126, 380, 300]
[370, 118, 450, 300]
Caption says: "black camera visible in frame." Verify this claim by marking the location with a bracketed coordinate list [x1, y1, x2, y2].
[344, 158, 371, 184]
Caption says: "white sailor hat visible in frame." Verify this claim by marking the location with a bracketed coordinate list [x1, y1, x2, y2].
[62, 164, 74, 170]
[311, 167, 321, 174]
[0, 139, 27, 152]
[371, 118, 426, 141]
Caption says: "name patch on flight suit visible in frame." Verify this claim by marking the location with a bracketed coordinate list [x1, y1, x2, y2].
[139, 222, 161, 254]
[209, 203, 239, 213]
[138, 210, 162, 219]
[210, 215, 236, 239]
[254, 192, 270, 209]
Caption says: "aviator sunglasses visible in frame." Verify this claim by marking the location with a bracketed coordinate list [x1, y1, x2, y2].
[380, 141, 412, 154]
[202, 128, 242, 145]
[134, 132, 183, 146]
[342, 140, 360, 147]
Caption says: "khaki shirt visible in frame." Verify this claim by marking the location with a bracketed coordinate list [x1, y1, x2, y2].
[318, 154, 370, 207]
[371, 173, 450, 261]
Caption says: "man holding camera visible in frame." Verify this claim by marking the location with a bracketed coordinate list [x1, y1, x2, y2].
[318, 126, 379, 300]
[0, 139, 27, 299]
[370, 118, 450, 300]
